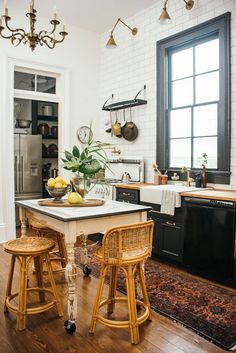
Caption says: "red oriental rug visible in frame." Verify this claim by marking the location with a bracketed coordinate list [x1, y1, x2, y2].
[75, 244, 236, 350]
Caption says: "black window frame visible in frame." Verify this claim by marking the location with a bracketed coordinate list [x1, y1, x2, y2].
[156, 12, 231, 184]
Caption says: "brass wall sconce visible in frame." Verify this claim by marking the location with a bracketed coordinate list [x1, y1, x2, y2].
[106, 18, 138, 48]
[159, 0, 194, 24]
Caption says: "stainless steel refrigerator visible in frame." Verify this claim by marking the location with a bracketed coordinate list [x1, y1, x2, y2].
[14, 134, 42, 225]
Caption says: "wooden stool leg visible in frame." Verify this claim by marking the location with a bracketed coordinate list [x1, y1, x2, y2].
[107, 265, 117, 314]
[17, 256, 28, 331]
[4, 255, 16, 313]
[126, 265, 139, 344]
[137, 262, 151, 320]
[34, 256, 45, 302]
[44, 254, 63, 317]
[56, 233, 67, 268]
[89, 264, 107, 334]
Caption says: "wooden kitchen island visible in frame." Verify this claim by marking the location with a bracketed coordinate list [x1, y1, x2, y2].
[16, 199, 151, 328]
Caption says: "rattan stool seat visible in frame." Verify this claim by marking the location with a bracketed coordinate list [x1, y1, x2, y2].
[4, 237, 55, 256]
[4, 236, 63, 331]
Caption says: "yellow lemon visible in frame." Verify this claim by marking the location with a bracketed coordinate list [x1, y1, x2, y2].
[55, 176, 64, 184]
[68, 192, 83, 204]
[62, 179, 67, 185]
[47, 178, 56, 187]
[54, 182, 63, 188]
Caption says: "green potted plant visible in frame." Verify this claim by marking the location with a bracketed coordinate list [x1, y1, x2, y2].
[61, 131, 111, 196]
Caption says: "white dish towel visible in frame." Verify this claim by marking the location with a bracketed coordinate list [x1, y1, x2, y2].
[160, 190, 176, 216]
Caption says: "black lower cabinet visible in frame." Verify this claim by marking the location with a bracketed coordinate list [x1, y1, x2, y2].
[116, 187, 139, 204]
[147, 208, 185, 264]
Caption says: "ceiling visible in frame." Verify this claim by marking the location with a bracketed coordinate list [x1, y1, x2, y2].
[10, 0, 157, 33]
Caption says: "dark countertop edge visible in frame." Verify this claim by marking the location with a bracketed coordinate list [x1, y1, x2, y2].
[15, 202, 152, 222]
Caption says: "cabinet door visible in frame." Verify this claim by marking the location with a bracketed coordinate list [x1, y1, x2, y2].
[149, 212, 184, 263]
[158, 219, 184, 263]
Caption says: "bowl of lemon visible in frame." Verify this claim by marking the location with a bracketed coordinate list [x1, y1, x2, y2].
[46, 176, 71, 202]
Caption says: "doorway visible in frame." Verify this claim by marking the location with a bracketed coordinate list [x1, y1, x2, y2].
[0, 58, 70, 242]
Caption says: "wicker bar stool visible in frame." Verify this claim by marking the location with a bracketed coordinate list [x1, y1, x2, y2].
[4, 237, 63, 331]
[28, 215, 67, 271]
[89, 220, 154, 344]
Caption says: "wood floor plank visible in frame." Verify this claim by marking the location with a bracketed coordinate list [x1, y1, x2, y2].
[0, 242, 229, 353]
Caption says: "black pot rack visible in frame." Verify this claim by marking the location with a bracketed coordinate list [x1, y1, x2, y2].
[102, 85, 147, 112]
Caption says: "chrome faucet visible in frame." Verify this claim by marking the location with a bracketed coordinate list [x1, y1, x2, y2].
[181, 166, 191, 186]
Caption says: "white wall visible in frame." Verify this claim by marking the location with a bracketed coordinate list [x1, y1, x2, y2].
[0, 7, 100, 241]
[98, 0, 236, 187]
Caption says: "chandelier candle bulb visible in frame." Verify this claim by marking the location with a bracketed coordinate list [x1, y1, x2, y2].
[53, 5, 57, 21]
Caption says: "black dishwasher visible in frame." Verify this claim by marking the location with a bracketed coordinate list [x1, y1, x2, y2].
[183, 197, 236, 286]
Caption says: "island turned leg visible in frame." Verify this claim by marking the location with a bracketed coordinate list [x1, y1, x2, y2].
[19, 207, 27, 237]
[79, 232, 91, 276]
[64, 223, 78, 334]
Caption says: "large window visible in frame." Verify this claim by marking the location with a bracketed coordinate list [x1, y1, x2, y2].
[156, 13, 231, 184]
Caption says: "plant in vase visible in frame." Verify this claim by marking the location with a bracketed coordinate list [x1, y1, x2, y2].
[61, 133, 111, 198]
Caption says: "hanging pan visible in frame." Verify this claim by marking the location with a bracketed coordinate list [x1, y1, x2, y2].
[122, 107, 138, 141]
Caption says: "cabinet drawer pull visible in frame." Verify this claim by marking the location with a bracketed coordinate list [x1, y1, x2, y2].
[166, 221, 176, 226]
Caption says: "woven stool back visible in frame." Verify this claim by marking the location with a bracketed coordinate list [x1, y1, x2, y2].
[101, 220, 154, 264]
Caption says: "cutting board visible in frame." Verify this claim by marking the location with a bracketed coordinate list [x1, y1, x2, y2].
[38, 199, 105, 207]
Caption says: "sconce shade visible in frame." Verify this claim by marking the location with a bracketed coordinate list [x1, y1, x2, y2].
[106, 34, 117, 48]
[158, 7, 171, 24]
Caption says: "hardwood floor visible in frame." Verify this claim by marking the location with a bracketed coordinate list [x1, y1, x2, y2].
[0, 238, 229, 353]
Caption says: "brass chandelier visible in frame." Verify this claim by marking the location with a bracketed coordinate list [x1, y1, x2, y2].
[159, 0, 194, 24]
[0, 1, 68, 51]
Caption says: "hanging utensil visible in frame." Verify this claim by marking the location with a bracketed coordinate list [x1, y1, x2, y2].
[122, 106, 138, 141]
[120, 109, 126, 127]
[112, 111, 122, 137]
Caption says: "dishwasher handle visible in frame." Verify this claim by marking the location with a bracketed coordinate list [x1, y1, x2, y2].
[183, 197, 235, 209]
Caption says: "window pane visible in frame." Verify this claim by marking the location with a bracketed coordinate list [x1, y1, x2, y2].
[195, 71, 219, 104]
[172, 78, 193, 108]
[171, 48, 193, 80]
[195, 38, 219, 74]
[170, 108, 191, 138]
[170, 138, 191, 167]
[14, 71, 35, 91]
[194, 104, 217, 136]
[193, 137, 217, 168]
[37, 75, 56, 94]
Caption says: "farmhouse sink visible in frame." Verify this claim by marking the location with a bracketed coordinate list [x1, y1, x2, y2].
[140, 184, 203, 207]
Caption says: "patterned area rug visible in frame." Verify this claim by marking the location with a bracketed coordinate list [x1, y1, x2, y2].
[75, 243, 236, 350]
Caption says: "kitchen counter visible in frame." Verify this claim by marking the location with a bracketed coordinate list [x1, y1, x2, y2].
[181, 189, 236, 201]
[115, 183, 236, 202]
[114, 182, 156, 190]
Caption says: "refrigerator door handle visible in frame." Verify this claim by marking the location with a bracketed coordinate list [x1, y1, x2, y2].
[21, 155, 24, 191]
[14, 156, 18, 192]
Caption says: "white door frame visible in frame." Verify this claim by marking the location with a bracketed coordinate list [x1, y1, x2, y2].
[0, 56, 70, 242]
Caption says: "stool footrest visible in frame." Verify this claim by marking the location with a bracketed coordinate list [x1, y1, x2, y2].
[96, 297, 150, 329]
[5, 287, 59, 315]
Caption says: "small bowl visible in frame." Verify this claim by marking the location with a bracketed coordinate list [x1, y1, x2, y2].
[17, 119, 32, 128]
[46, 185, 71, 202]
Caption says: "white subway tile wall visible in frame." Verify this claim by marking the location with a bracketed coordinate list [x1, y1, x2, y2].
[98, 0, 236, 188]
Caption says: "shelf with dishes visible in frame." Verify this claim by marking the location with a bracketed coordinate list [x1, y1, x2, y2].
[42, 135, 58, 140]
[37, 115, 58, 122]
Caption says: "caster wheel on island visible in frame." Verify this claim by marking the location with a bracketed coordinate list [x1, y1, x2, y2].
[64, 320, 76, 334]
[83, 265, 92, 277]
